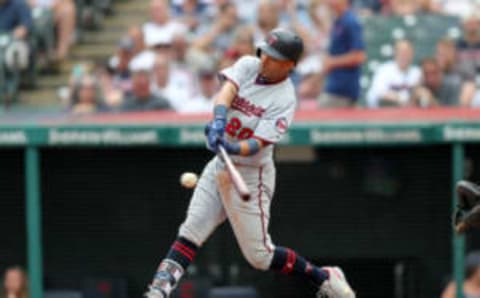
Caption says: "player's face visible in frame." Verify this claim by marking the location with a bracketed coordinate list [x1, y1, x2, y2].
[259, 53, 294, 81]
[4, 269, 25, 293]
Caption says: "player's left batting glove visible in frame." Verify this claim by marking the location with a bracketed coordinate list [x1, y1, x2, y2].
[205, 105, 227, 153]
[453, 180, 480, 233]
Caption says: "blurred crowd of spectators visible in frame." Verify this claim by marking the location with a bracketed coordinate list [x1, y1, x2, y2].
[2, 0, 480, 114]
[0, 0, 107, 106]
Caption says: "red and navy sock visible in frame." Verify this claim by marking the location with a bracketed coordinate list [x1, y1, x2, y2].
[165, 237, 199, 270]
[269, 247, 329, 286]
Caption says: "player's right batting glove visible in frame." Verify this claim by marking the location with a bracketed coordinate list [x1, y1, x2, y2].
[205, 105, 227, 153]
[453, 180, 480, 233]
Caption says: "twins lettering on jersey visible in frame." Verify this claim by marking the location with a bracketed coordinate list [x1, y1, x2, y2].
[228, 96, 289, 141]
[231, 96, 266, 118]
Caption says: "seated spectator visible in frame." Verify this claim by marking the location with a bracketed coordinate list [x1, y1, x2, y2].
[171, 33, 191, 70]
[131, 29, 197, 104]
[179, 60, 218, 113]
[96, 64, 124, 110]
[28, 0, 76, 61]
[220, 26, 255, 68]
[121, 54, 170, 112]
[0, 0, 32, 40]
[108, 36, 135, 94]
[473, 90, 480, 107]
[457, 13, 480, 76]
[411, 58, 473, 107]
[201, 0, 257, 23]
[171, 0, 210, 34]
[232, 0, 258, 23]
[252, 0, 280, 45]
[442, 251, 480, 298]
[142, 0, 187, 53]
[151, 53, 195, 111]
[1, 266, 28, 298]
[127, 26, 145, 56]
[437, 38, 475, 82]
[367, 40, 421, 108]
[191, 1, 240, 55]
[253, 0, 315, 54]
[59, 61, 94, 105]
[390, 0, 422, 15]
[69, 75, 106, 115]
[141, 21, 189, 69]
[436, 38, 477, 105]
[430, 0, 480, 18]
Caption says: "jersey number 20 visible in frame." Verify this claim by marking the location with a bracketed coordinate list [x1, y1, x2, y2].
[226, 117, 254, 140]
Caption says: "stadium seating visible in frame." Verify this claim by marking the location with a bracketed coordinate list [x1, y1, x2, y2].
[0, 0, 119, 107]
[359, 14, 461, 104]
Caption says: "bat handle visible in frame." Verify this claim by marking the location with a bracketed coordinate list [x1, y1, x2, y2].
[218, 145, 251, 201]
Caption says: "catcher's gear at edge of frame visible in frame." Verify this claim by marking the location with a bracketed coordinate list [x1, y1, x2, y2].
[453, 180, 480, 233]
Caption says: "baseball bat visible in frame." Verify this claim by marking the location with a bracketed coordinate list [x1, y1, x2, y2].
[218, 145, 251, 201]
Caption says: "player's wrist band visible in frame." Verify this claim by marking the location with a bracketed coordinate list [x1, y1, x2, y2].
[214, 105, 227, 120]
[246, 139, 260, 155]
[223, 141, 241, 155]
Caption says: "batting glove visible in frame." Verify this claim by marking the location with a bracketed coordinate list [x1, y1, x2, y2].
[205, 122, 221, 153]
[205, 105, 228, 153]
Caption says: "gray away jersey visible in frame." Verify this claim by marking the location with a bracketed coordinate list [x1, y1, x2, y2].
[219, 56, 297, 166]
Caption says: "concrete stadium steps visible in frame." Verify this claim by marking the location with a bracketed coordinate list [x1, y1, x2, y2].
[20, 87, 65, 108]
[18, 0, 150, 108]
[70, 43, 119, 60]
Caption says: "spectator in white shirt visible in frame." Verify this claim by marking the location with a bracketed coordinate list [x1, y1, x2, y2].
[233, 0, 258, 23]
[143, 0, 187, 51]
[179, 61, 219, 114]
[121, 53, 171, 112]
[367, 40, 422, 108]
[472, 90, 480, 107]
[151, 53, 196, 112]
[430, 0, 480, 18]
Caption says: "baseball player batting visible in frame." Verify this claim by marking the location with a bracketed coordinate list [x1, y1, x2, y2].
[145, 28, 356, 298]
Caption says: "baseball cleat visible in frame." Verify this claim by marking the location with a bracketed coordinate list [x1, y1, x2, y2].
[144, 285, 167, 298]
[317, 266, 355, 298]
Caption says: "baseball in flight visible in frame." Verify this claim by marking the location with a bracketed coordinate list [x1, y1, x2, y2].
[180, 172, 198, 189]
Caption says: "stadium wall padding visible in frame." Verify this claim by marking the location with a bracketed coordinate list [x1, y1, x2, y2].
[3, 146, 480, 298]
